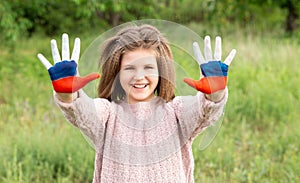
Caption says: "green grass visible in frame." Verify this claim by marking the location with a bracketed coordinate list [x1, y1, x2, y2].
[0, 32, 299, 182]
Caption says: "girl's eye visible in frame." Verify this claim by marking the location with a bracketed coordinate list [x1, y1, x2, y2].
[124, 67, 134, 70]
[145, 66, 154, 69]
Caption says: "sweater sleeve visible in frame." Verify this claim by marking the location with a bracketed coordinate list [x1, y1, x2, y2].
[171, 88, 228, 141]
[53, 90, 110, 151]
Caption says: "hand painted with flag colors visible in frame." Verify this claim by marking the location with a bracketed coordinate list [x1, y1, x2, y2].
[184, 36, 236, 94]
[37, 33, 100, 93]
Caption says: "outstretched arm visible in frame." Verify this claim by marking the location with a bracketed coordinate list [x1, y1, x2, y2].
[37, 33, 100, 103]
[184, 36, 236, 102]
[37, 34, 108, 149]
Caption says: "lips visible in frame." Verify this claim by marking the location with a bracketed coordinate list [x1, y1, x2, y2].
[132, 83, 148, 89]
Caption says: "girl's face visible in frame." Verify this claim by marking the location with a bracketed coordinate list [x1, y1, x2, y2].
[120, 48, 159, 104]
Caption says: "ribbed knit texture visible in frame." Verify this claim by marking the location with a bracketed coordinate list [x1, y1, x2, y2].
[54, 89, 228, 183]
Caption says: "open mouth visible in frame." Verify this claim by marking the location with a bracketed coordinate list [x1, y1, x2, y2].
[132, 84, 148, 89]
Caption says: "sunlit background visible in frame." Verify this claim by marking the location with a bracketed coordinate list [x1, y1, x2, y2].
[0, 0, 299, 182]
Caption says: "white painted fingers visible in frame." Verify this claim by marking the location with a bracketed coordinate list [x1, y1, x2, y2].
[37, 33, 81, 70]
[204, 36, 213, 61]
[193, 42, 205, 65]
[37, 53, 52, 70]
[224, 49, 236, 66]
[193, 35, 236, 66]
[71, 37, 80, 63]
[214, 36, 222, 61]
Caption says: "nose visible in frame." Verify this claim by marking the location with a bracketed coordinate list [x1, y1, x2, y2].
[134, 69, 146, 80]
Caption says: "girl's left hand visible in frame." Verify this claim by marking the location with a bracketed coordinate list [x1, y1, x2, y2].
[184, 36, 236, 95]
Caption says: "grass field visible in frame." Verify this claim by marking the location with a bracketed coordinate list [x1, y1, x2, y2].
[0, 29, 299, 182]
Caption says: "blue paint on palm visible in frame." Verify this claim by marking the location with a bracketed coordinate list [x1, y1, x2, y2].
[200, 61, 228, 77]
[48, 60, 77, 81]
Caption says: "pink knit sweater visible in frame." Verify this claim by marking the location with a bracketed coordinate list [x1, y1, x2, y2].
[55, 89, 228, 183]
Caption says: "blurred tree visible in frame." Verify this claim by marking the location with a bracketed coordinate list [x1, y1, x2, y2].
[0, 1, 33, 50]
[72, 0, 157, 27]
[194, 0, 297, 35]
[0, 0, 97, 50]
[0, 0, 157, 49]
[219, 0, 299, 34]
[278, 0, 299, 34]
[0, 0, 299, 50]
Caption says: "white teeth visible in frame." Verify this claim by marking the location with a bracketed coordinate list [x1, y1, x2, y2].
[133, 84, 147, 88]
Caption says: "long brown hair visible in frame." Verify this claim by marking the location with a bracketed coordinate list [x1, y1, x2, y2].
[98, 24, 175, 102]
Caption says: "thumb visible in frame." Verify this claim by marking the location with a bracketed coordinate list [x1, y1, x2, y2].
[184, 77, 211, 93]
[51, 73, 100, 93]
[80, 72, 100, 83]
[183, 78, 198, 90]
[73, 73, 100, 91]
[183, 77, 227, 94]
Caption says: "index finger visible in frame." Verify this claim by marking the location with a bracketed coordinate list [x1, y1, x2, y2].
[193, 42, 205, 65]
[51, 39, 61, 64]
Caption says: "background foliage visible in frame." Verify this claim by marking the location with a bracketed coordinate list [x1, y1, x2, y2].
[0, 0, 300, 182]
[1, 0, 299, 49]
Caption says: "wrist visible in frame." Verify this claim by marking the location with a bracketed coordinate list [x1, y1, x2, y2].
[55, 92, 78, 103]
[205, 89, 226, 102]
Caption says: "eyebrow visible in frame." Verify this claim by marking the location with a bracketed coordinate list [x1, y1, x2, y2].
[122, 64, 134, 68]
[122, 63, 157, 67]
[144, 63, 157, 67]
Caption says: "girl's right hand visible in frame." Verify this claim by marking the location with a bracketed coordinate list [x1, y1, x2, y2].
[37, 33, 100, 93]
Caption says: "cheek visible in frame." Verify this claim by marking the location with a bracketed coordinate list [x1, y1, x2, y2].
[119, 71, 132, 88]
[148, 74, 159, 87]
[148, 70, 159, 82]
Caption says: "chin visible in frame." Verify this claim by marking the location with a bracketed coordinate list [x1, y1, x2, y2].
[128, 94, 154, 103]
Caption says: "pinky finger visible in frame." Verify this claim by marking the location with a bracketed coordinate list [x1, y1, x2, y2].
[37, 53, 52, 70]
[224, 49, 236, 66]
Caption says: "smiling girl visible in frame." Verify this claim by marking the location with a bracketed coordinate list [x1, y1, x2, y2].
[37, 24, 236, 182]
